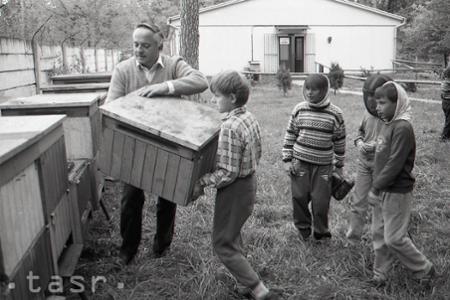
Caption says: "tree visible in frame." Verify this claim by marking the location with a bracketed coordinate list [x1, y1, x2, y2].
[401, 0, 450, 65]
[180, 0, 199, 69]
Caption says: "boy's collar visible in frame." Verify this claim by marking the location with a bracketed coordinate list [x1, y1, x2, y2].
[222, 106, 246, 120]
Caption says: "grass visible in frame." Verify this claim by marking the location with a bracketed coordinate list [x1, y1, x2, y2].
[70, 82, 449, 299]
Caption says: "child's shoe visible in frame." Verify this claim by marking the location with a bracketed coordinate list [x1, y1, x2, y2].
[367, 274, 386, 287]
[299, 228, 311, 241]
[414, 265, 436, 284]
[313, 231, 332, 240]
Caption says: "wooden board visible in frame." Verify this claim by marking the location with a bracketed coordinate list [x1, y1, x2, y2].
[40, 82, 109, 93]
[0, 163, 45, 277]
[100, 95, 222, 151]
[0, 92, 102, 109]
[0, 115, 66, 166]
[51, 72, 112, 84]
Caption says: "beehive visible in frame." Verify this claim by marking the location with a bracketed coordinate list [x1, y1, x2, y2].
[99, 95, 222, 205]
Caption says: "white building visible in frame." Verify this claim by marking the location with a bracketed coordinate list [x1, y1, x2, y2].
[168, 0, 405, 75]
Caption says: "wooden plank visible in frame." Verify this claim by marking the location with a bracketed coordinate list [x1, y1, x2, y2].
[49, 193, 72, 260]
[63, 117, 94, 159]
[130, 140, 146, 187]
[173, 158, 194, 205]
[51, 72, 111, 84]
[162, 154, 180, 200]
[0, 54, 34, 71]
[120, 136, 135, 183]
[98, 127, 114, 175]
[58, 243, 83, 277]
[0, 69, 35, 91]
[141, 144, 157, 192]
[110, 131, 125, 179]
[40, 82, 109, 93]
[152, 150, 169, 196]
[0, 93, 101, 109]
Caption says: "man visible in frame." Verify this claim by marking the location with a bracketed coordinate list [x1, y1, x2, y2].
[106, 23, 208, 264]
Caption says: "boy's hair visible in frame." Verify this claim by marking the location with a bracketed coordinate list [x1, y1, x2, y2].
[374, 82, 398, 103]
[210, 70, 250, 106]
[304, 74, 329, 91]
[363, 74, 392, 102]
[443, 66, 450, 79]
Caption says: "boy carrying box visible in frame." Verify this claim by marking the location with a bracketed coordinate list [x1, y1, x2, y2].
[194, 70, 277, 300]
[368, 81, 435, 286]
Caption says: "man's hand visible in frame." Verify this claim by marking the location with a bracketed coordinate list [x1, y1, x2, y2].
[192, 181, 204, 201]
[283, 161, 293, 176]
[368, 189, 380, 206]
[137, 82, 169, 98]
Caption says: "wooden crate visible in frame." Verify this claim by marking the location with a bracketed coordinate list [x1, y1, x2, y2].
[68, 159, 94, 244]
[99, 95, 222, 206]
[0, 115, 66, 298]
[51, 72, 112, 85]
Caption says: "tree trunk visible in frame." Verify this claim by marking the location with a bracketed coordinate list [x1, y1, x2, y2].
[180, 0, 199, 70]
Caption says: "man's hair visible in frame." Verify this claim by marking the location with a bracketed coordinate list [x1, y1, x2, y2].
[210, 70, 250, 106]
[304, 74, 328, 92]
[374, 82, 398, 103]
[135, 23, 165, 50]
[443, 65, 450, 79]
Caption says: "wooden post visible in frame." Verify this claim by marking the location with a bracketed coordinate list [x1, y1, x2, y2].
[104, 49, 108, 71]
[31, 39, 41, 94]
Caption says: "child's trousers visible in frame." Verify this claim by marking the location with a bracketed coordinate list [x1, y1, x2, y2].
[290, 160, 332, 237]
[371, 192, 432, 279]
[213, 174, 260, 289]
[347, 157, 374, 240]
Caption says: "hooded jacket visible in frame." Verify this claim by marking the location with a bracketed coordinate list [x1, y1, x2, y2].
[373, 82, 415, 193]
[282, 77, 346, 167]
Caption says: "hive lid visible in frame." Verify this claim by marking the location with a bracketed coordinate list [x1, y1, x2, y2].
[0, 93, 102, 109]
[0, 115, 65, 165]
[101, 95, 222, 151]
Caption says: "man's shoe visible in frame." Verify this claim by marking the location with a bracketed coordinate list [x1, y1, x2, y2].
[119, 251, 135, 265]
[313, 232, 332, 240]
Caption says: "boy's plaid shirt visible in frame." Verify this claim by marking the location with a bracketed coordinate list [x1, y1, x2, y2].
[200, 106, 262, 189]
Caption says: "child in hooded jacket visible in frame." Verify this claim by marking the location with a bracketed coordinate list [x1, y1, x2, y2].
[368, 81, 434, 285]
[440, 65, 450, 141]
[282, 74, 346, 240]
[346, 75, 392, 242]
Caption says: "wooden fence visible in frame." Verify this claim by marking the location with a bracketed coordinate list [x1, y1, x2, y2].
[0, 37, 120, 100]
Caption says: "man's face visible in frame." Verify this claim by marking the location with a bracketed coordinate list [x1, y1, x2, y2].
[133, 27, 160, 68]
[376, 96, 396, 122]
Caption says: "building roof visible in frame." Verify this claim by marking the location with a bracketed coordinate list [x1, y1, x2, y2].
[168, 0, 405, 23]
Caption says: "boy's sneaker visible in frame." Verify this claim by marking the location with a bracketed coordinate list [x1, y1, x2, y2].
[414, 265, 436, 284]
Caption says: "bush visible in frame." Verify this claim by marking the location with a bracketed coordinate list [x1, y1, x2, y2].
[328, 63, 344, 94]
[276, 67, 292, 96]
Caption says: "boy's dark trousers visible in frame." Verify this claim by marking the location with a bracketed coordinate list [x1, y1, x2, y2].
[290, 160, 332, 238]
[120, 184, 176, 257]
[442, 101, 450, 140]
[213, 174, 260, 289]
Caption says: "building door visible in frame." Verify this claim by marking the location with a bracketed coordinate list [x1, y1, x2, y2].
[278, 36, 304, 72]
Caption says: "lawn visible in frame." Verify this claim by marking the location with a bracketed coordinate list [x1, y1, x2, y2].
[72, 83, 449, 300]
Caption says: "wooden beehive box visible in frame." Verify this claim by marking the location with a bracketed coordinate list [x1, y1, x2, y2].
[51, 72, 112, 85]
[99, 95, 222, 206]
[0, 93, 102, 160]
[40, 82, 110, 94]
[0, 115, 68, 299]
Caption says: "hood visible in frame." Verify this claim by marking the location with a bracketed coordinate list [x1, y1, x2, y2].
[386, 81, 411, 124]
[363, 74, 392, 117]
[302, 75, 330, 109]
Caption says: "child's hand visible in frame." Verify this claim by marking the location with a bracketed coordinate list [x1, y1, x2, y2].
[334, 166, 344, 177]
[192, 181, 205, 200]
[362, 141, 377, 153]
[368, 189, 380, 206]
[283, 161, 293, 175]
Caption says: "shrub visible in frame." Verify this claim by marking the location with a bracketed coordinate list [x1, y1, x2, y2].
[276, 67, 292, 96]
[328, 63, 344, 94]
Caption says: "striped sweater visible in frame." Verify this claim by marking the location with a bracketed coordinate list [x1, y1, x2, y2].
[282, 101, 346, 167]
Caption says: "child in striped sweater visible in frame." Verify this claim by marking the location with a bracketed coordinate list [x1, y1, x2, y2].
[282, 74, 346, 240]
